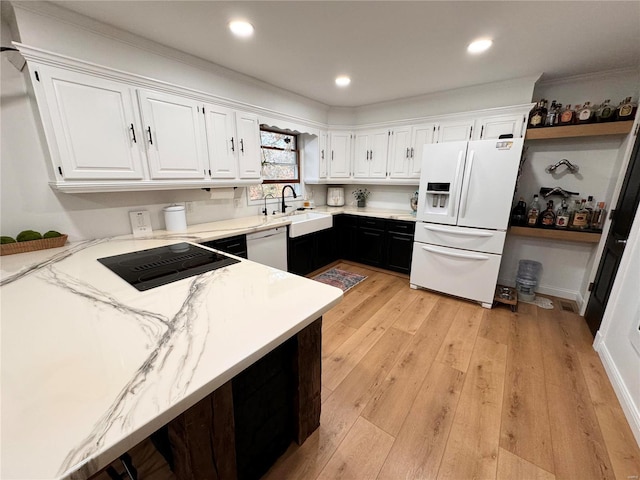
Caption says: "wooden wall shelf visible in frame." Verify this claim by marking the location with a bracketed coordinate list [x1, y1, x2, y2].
[509, 226, 602, 243]
[525, 121, 634, 140]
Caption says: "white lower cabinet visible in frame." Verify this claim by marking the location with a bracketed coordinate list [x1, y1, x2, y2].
[34, 65, 146, 180]
[138, 89, 208, 179]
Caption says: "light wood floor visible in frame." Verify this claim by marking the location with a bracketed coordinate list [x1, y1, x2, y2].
[263, 261, 640, 480]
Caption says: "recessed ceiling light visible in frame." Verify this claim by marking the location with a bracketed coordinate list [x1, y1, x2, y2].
[467, 38, 493, 54]
[229, 20, 254, 38]
[335, 76, 351, 87]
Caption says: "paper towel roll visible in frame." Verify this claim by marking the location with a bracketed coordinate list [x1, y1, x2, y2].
[163, 205, 187, 231]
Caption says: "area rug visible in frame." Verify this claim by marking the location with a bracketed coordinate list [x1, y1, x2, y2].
[313, 268, 367, 292]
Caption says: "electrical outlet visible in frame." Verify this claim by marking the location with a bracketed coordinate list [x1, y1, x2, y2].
[129, 210, 153, 237]
[185, 201, 195, 214]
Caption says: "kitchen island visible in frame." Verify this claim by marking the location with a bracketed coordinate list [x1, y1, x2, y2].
[0, 236, 343, 479]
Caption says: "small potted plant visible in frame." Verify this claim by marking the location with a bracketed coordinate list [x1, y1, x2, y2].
[352, 188, 370, 208]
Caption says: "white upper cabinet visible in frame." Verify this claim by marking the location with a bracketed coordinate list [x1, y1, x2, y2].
[138, 89, 208, 179]
[389, 123, 436, 178]
[329, 131, 352, 178]
[436, 120, 474, 143]
[35, 66, 145, 180]
[318, 131, 328, 178]
[234, 111, 261, 179]
[203, 104, 237, 179]
[475, 113, 527, 140]
[353, 129, 389, 178]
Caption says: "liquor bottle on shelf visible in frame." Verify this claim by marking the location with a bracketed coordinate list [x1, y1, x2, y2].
[555, 199, 570, 228]
[570, 199, 590, 229]
[590, 202, 606, 230]
[616, 96, 638, 121]
[559, 104, 575, 125]
[545, 100, 558, 126]
[596, 99, 615, 122]
[572, 104, 582, 124]
[539, 200, 556, 227]
[528, 100, 548, 128]
[577, 102, 595, 124]
[510, 197, 527, 226]
[527, 194, 541, 226]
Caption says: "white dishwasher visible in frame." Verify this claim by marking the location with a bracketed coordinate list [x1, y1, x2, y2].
[246, 227, 288, 271]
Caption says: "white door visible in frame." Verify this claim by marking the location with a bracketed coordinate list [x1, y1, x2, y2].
[235, 111, 262, 179]
[410, 123, 437, 176]
[138, 89, 208, 179]
[329, 131, 352, 178]
[416, 141, 468, 225]
[436, 120, 474, 143]
[369, 129, 389, 178]
[38, 66, 145, 180]
[204, 104, 237, 179]
[353, 132, 370, 178]
[389, 126, 412, 178]
[457, 138, 524, 230]
[318, 131, 328, 178]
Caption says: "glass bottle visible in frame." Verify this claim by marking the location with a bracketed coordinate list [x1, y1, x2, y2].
[545, 100, 558, 127]
[596, 99, 614, 123]
[616, 96, 638, 121]
[539, 200, 556, 227]
[527, 194, 541, 226]
[590, 202, 606, 230]
[577, 101, 595, 124]
[570, 199, 589, 229]
[555, 199, 570, 228]
[572, 104, 582, 124]
[528, 100, 547, 128]
[559, 104, 574, 125]
[511, 197, 527, 226]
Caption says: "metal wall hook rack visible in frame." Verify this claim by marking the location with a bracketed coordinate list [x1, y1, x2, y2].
[546, 158, 579, 174]
[540, 187, 579, 198]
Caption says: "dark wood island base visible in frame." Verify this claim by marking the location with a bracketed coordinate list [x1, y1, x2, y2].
[101, 317, 322, 480]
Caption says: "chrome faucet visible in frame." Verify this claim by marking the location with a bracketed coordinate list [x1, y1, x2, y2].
[262, 193, 276, 216]
[281, 185, 297, 213]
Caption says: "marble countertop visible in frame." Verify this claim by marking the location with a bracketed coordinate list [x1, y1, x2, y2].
[0, 235, 343, 479]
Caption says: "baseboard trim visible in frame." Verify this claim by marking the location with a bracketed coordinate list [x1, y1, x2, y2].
[597, 342, 640, 447]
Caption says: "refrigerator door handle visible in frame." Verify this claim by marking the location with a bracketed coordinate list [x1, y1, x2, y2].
[449, 151, 465, 218]
[459, 150, 475, 218]
[423, 224, 493, 237]
[421, 245, 489, 261]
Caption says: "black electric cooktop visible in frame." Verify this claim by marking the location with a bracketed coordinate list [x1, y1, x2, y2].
[98, 242, 240, 291]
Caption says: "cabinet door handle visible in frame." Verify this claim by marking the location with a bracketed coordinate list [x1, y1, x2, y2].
[130, 124, 137, 143]
[411, 147, 414, 158]
[480, 125, 484, 139]
[321, 149, 325, 160]
[332, 151, 334, 160]
[231, 137, 235, 152]
[240, 138, 245, 153]
[406, 147, 410, 159]
[146, 126, 153, 145]
[370, 150, 373, 160]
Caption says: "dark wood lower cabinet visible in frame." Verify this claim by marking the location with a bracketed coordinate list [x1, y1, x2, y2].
[385, 230, 415, 274]
[165, 318, 322, 480]
[288, 227, 337, 276]
[356, 227, 385, 267]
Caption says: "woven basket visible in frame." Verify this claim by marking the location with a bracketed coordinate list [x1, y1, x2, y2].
[0, 235, 68, 256]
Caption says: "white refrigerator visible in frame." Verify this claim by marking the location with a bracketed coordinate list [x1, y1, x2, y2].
[409, 138, 524, 307]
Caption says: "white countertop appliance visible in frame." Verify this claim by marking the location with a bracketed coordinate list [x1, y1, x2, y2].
[410, 138, 524, 307]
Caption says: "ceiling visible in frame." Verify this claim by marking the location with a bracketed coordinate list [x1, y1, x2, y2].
[48, 1, 640, 107]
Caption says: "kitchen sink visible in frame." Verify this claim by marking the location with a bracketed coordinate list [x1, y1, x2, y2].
[287, 212, 333, 238]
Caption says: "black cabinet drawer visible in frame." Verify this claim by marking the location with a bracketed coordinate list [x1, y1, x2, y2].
[386, 219, 416, 234]
[201, 234, 247, 258]
[358, 216, 386, 230]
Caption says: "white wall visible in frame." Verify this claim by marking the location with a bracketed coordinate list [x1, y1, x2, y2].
[595, 203, 640, 446]
[341, 184, 419, 212]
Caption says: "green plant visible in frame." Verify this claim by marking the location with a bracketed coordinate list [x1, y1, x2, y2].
[1, 236, 16, 244]
[352, 188, 371, 201]
[43, 230, 62, 238]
